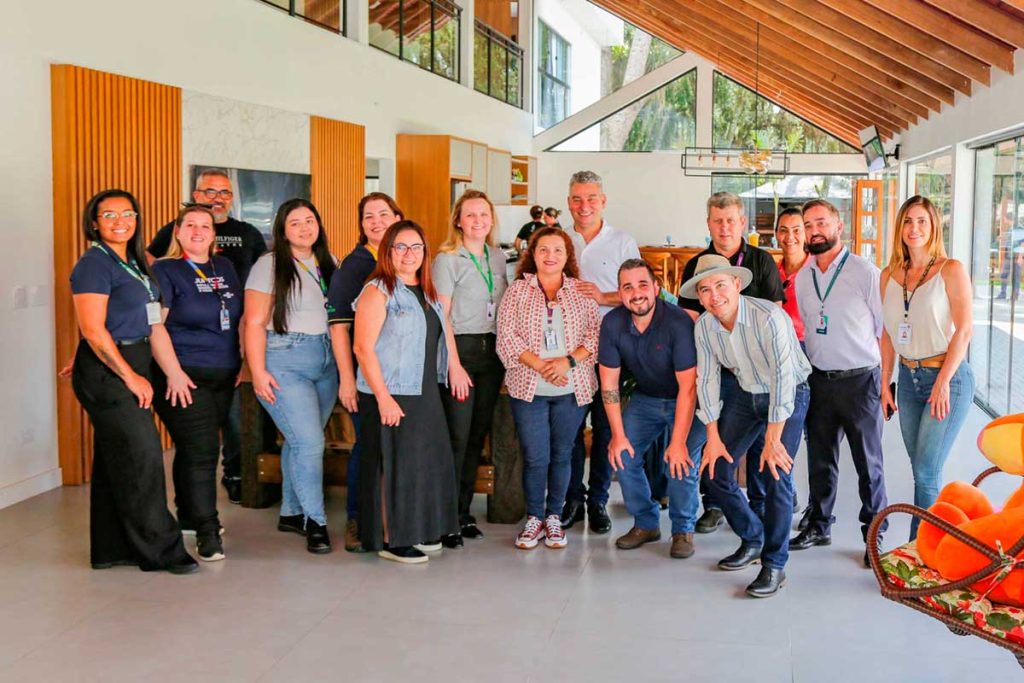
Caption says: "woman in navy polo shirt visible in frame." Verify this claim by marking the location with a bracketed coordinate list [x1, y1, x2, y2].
[70, 189, 197, 574]
[327, 192, 403, 553]
[151, 204, 243, 562]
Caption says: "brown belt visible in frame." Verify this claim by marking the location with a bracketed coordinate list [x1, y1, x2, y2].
[901, 353, 947, 369]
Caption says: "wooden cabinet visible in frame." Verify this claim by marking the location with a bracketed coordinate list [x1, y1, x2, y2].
[511, 154, 537, 205]
[450, 137, 473, 180]
[487, 148, 512, 204]
[470, 142, 488, 192]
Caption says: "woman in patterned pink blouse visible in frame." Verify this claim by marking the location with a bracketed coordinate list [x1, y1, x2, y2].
[496, 227, 600, 550]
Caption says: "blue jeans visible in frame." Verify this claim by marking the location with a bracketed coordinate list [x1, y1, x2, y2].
[347, 411, 362, 520]
[569, 385, 613, 506]
[511, 394, 589, 519]
[898, 362, 975, 538]
[616, 393, 706, 534]
[257, 332, 339, 527]
[708, 383, 810, 569]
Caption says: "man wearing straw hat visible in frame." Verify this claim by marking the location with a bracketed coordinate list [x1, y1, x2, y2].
[682, 254, 810, 597]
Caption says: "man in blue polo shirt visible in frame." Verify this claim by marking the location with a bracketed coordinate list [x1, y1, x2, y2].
[599, 259, 706, 559]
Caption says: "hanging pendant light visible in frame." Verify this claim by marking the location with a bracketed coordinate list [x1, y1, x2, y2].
[739, 23, 773, 175]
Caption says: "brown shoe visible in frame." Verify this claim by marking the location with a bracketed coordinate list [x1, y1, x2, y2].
[344, 519, 366, 553]
[615, 526, 661, 550]
[670, 532, 695, 559]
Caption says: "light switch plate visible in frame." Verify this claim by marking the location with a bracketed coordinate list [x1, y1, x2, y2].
[12, 286, 27, 309]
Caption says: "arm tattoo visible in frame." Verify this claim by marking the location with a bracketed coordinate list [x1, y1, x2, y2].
[96, 347, 126, 379]
[601, 389, 621, 404]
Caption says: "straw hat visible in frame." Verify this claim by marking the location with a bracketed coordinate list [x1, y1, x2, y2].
[679, 254, 753, 299]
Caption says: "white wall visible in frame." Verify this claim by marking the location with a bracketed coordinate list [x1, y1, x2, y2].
[0, 0, 534, 507]
[538, 151, 868, 247]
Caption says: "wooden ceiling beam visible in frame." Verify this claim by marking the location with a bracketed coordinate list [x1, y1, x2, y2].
[920, 0, 1024, 51]
[685, 0, 930, 122]
[642, 1, 913, 129]
[707, 0, 950, 109]
[813, 0, 991, 84]
[1000, 0, 1024, 13]
[860, 0, 1014, 72]
[765, 0, 973, 95]
[598, 0, 895, 140]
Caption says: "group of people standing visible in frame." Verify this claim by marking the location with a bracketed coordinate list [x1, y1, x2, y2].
[68, 167, 975, 597]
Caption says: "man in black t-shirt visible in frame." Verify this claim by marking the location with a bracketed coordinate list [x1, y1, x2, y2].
[514, 205, 545, 252]
[679, 192, 785, 536]
[147, 169, 268, 505]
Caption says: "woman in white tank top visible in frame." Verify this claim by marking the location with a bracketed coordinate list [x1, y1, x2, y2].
[880, 196, 975, 540]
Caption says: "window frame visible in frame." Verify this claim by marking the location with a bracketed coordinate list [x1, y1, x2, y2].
[255, 0, 346, 35]
[368, 0, 462, 83]
[474, 19, 524, 109]
[536, 20, 572, 129]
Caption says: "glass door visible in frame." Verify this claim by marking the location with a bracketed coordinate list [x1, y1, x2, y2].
[853, 179, 883, 266]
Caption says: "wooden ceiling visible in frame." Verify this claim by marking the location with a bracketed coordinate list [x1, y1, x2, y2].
[589, 0, 1024, 147]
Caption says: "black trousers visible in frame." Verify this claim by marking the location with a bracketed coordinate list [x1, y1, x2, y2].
[71, 341, 190, 570]
[440, 334, 504, 521]
[806, 367, 889, 540]
[153, 364, 238, 535]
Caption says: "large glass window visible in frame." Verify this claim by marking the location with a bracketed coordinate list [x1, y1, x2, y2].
[474, 20, 523, 108]
[256, 0, 344, 33]
[970, 136, 1024, 416]
[711, 175, 863, 245]
[368, 0, 461, 82]
[712, 73, 858, 154]
[549, 69, 696, 151]
[534, 1, 682, 131]
[909, 153, 953, 249]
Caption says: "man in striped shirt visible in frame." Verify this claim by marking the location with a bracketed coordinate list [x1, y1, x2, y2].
[683, 254, 810, 598]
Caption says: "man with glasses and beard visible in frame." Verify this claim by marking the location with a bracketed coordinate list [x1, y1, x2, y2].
[788, 199, 888, 567]
[147, 169, 268, 505]
[598, 260, 705, 560]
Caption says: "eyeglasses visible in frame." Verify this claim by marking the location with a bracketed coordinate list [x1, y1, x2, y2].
[197, 188, 233, 200]
[392, 243, 425, 255]
[99, 210, 139, 221]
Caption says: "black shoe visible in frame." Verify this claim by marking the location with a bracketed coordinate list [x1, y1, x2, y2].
[221, 476, 242, 505]
[789, 527, 832, 550]
[306, 522, 332, 554]
[278, 514, 306, 536]
[166, 556, 200, 575]
[796, 505, 812, 532]
[717, 541, 763, 571]
[461, 522, 485, 540]
[588, 504, 612, 534]
[378, 546, 428, 564]
[746, 566, 786, 598]
[197, 532, 225, 562]
[561, 500, 585, 529]
[696, 508, 725, 534]
[864, 536, 882, 568]
[91, 559, 139, 570]
[441, 533, 464, 549]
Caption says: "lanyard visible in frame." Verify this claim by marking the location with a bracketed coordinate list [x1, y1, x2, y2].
[811, 251, 850, 309]
[467, 246, 494, 297]
[901, 256, 937, 321]
[183, 256, 226, 307]
[91, 241, 156, 302]
[542, 282, 559, 326]
[734, 250, 744, 268]
[293, 256, 328, 298]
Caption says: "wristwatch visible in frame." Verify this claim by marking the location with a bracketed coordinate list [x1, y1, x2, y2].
[566, 355, 577, 368]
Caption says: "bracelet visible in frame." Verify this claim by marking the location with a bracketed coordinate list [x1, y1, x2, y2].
[566, 354, 577, 368]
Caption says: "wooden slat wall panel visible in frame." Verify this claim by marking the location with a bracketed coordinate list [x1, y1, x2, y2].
[51, 65, 181, 485]
[310, 116, 366, 257]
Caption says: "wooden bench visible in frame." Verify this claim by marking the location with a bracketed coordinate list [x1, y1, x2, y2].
[239, 381, 526, 523]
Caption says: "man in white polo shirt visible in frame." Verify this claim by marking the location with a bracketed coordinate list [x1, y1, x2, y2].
[562, 170, 641, 534]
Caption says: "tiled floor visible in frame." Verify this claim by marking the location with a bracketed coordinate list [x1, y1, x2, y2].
[0, 403, 1021, 682]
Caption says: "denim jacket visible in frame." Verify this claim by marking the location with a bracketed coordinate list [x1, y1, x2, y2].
[354, 277, 450, 395]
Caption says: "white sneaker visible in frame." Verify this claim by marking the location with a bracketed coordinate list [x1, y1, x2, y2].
[515, 516, 545, 549]
[544, 515, 567, 548]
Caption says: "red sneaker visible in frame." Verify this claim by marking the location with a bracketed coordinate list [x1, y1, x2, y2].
[515, 516, 545, 549]
[544, 515, 567, 548]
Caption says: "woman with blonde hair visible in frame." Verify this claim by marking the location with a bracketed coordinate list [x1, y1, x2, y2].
[433, 190, 509, 547]
[880, 195, 974, 539]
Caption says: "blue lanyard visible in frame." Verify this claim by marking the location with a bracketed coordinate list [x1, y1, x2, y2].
[811, 251, 850, 308]
[91, 241, 156, 302]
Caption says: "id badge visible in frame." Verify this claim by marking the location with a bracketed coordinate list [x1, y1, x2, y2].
[544, 327, 559, 351]
[815, 313, 828, 335]
[146, 301, 162, 325]
[486, 301, 496, 321]
[897, 322, 912, 345]
[220, 306, 231, 331]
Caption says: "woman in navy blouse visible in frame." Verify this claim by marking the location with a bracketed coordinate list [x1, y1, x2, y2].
[70, 189, 196, 574]
[151, 204, 243, 562]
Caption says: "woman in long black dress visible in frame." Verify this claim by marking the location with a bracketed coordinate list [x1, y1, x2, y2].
[352, 221, 459, 564]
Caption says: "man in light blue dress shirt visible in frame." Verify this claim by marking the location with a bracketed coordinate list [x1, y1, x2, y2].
[685, 255, 810, 598]
[789, 199, 889, 567]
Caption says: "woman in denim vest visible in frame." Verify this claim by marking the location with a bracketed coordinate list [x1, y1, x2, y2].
[353, 220, 460, 564]
[244, 199, 339, 554]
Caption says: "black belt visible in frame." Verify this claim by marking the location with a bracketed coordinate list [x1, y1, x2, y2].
[811, 365, 876, 380]
[115, 336, 149, 347]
